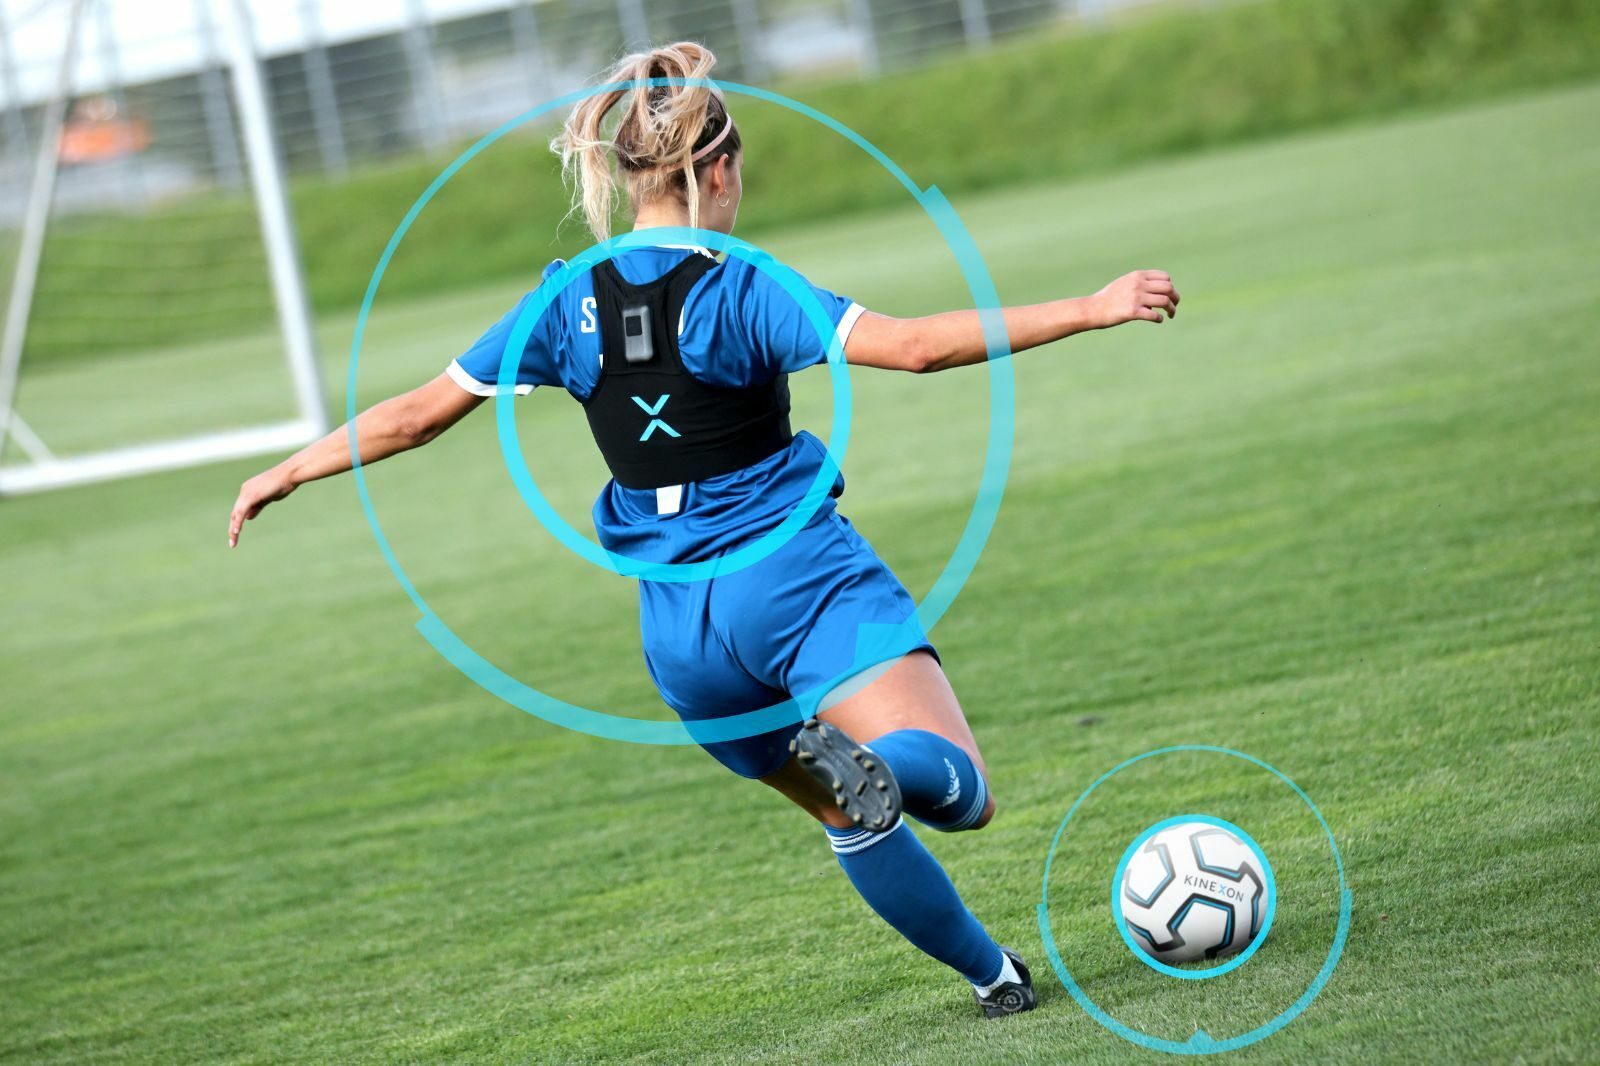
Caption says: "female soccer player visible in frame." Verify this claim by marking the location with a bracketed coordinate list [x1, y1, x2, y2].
[228, 42, 1177, 1018]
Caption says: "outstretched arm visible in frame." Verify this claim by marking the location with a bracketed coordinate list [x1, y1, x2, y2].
[845, 270, 1179, 373]
[227, 372, 483, 547]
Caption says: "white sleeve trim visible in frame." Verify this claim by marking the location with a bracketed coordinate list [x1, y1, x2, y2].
[834, 301, 867, 355]
[446, 358, 534, 397]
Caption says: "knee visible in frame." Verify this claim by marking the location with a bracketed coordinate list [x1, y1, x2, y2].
[969, 792, 997, 830]
[945, 792, 995, 831]
[925, 788, 995, 833]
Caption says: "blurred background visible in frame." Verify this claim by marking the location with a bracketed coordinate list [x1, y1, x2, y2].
[0, 0, 1227, 490]
[2, 1, 1597, 1061]
[3, 0, 1597, 489]
[6, 0, 1596, 489]
[0, 0, 1223, 494]
[1, 0, 1090, 219]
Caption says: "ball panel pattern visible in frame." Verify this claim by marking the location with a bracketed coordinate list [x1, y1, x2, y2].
[1119, 821, 1267, 965]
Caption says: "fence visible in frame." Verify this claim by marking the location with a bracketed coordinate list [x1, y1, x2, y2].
[0, 0, 1175, 223]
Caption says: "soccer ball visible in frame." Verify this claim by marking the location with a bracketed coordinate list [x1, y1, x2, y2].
[1117, 818, 1273, 966]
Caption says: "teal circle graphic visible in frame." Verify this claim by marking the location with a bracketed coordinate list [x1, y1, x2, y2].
[492, 226, 852, 582]
[345, 76, 1017, 744]
[1110, 813, 1277, 980]
[1037, 746, 1351, 1055]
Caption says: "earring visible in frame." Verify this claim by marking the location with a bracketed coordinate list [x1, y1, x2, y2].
[715, 192, 731, 208]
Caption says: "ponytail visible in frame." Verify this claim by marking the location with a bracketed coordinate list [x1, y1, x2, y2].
[551, 41, 741, 242]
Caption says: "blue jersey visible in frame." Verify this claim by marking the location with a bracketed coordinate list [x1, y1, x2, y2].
[447, 242, 866, 564]
[448, 240, 932, 779]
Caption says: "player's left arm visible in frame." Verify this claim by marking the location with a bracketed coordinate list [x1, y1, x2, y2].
[844, 270, 1178, 373]
[227, 373, 483, 547]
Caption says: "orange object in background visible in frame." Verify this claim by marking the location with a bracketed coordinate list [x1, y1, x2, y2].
[58, 95, 150, 165]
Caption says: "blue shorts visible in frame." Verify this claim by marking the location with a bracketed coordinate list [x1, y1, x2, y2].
[637, 510, 936, 779]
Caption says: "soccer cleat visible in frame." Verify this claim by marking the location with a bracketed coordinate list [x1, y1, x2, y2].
[790, 718, 902, 832]
[973, 947, 1036, 1019]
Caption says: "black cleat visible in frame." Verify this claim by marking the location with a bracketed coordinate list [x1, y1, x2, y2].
[974, 947, 1036, 1019]
[790, 718, 902, 832]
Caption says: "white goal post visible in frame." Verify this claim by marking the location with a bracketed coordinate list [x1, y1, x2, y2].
[0, 0, 327, 496]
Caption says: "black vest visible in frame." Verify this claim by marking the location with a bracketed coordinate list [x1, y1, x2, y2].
[583, 253, 793, 490]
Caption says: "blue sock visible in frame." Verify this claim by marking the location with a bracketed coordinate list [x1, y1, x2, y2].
[863, 729, 989, 831]
[825, 819, 1004, 986]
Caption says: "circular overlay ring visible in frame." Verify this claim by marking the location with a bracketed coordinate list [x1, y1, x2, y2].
[1110, 813, 1277, 980]
[1037, 746, 1352, 1055]
[346, 77, 1017, 745]
[493, 225, 853, 583]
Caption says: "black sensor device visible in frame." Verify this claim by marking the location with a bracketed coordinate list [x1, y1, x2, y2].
[622, 305, 653, 364]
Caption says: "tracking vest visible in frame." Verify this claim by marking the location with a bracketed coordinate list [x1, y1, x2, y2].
[583, 253, 794, 490]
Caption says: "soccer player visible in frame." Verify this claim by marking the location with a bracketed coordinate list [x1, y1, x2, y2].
[228, 42, 1178, 1018]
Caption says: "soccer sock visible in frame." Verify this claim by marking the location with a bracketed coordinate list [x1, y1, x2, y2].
[825, 818, 1005, 986]
[973, 951, 1023, 996]
[861, 728, 989, 831]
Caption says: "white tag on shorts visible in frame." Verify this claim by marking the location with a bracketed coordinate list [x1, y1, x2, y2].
[656, 484, 683, 515]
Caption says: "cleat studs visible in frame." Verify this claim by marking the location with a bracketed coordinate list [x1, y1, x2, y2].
[873, 816, 887, 829]
[875, 780, 889, 790]
[803, 718, 820, 730]
[852, 812, 863, 827]
[854, 781, 866, 796]
[797, 751, 817, 765]
[789, 739, 798, 753]
[835, 795, 848, 809]
[862, 760, 876, 771]
[831, 779, 843, 791]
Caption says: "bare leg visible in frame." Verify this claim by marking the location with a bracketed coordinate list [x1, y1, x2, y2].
[757, 652, 1024, 1003]
[760, 650, 995, 828]
[759, 754, 856, 828]
[818, 650, 988, 778]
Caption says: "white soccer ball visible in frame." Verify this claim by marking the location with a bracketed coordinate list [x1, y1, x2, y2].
[1117, 819, 1273, 966]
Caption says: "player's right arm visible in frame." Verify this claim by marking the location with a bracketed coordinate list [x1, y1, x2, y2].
[844, 269, 1178, 373]
[227, 373, 482, 547]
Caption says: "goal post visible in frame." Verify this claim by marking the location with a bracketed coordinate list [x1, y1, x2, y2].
[0, 0, 328, 496]
[0, 0, 88, 480]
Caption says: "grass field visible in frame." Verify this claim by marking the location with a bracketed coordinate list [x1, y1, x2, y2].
[3, 83, 1598, 1063]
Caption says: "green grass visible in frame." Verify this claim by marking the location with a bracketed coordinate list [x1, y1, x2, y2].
[21, 0, 1600, 364]
[3, 82, 1599, 1063]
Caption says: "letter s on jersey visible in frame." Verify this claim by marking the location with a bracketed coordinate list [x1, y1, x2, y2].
[580, 296, 598, 334]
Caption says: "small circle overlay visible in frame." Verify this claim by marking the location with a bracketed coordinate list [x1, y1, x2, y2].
[1110, 813, 1277, 980]
[345, 76, 1018, 745]
[1037, 746, 1351, 1055]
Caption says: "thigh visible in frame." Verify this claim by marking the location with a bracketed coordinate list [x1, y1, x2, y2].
[818, 649, 988, 779]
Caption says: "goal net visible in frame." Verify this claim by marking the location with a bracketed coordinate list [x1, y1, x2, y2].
[0, 0, 326, 495]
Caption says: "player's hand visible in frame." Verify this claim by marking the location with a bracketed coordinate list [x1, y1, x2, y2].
[228, 467, 296, 548]
[1089, 270, 1180, 327]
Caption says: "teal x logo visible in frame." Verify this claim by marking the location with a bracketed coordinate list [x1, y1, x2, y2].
[632, 394, 679, 441]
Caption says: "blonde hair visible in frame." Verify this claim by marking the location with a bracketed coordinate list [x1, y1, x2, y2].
[551, 42, 742, 242]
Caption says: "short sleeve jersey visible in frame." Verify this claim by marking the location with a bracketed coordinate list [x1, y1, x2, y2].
[446, 243, 867, 564]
